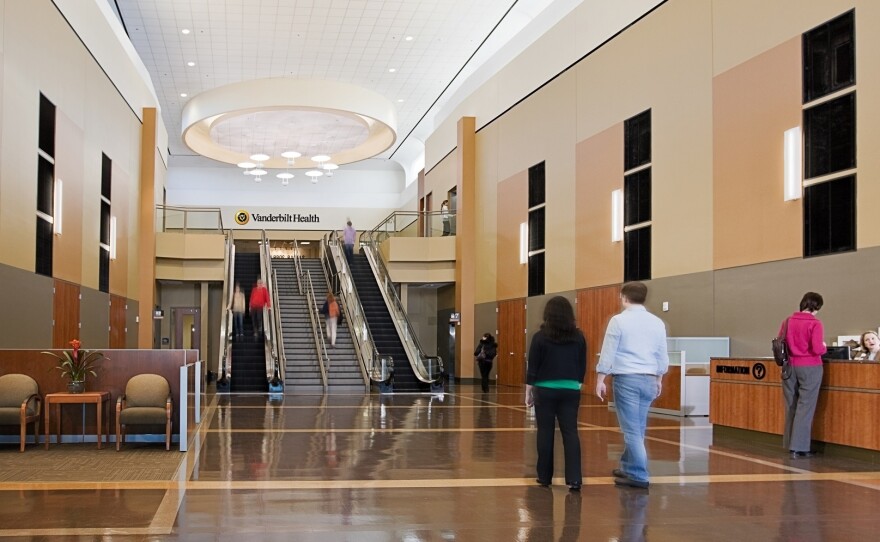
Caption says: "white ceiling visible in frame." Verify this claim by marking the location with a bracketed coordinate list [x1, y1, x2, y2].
[112, 0, 533, 161]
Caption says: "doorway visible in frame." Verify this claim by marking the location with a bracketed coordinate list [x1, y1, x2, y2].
[173, 307, 201, 352]
[497, 298, 526, 387]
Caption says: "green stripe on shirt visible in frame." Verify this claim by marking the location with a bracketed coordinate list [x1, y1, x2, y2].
[534, 379, 582, 390]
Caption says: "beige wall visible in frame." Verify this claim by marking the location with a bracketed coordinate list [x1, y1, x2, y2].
[422, 0, 880, 359]
[0, 0, 151, 305]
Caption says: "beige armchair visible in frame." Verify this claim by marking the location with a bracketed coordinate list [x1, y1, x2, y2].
[116, 374, 172, 451]
[0, 374, 42, 452]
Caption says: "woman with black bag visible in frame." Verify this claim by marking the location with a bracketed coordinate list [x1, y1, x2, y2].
[778, 292, 827, 459]
[474, 333, 498, 393]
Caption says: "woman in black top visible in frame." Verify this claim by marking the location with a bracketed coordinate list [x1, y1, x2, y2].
[474, 333, 498, 393]
[525, 296, 587, 490]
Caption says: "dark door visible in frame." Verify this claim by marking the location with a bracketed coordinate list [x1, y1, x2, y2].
[497, 298, 526, 387]
[109, 294, 127, 348]
[53, 279, 80, 348]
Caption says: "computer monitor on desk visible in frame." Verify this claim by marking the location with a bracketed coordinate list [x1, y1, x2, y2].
[823, 346, 850, 361]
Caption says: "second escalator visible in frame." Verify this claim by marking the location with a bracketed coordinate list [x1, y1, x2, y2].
[349, 253, 426, 392]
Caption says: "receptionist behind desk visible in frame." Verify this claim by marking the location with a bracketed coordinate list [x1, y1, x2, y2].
[858, 331, 880, 361]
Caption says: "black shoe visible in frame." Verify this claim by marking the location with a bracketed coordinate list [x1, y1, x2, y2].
[790, 451, 817, 459]
[612, 469, 628, 479]
[536, 478, 550, 487]
[567, 483, 582, 491]
[614, 477, 649, 489]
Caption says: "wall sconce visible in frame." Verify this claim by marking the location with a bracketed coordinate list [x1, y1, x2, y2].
[53, 179, 63, 235]
[519, 222, 528, 264]
[109, 216, 117, 260]
[611, 189, 623, 242]
[784, 127, 802, 201]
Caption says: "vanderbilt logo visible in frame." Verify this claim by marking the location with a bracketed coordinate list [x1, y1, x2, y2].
[234, 210, 250, 225]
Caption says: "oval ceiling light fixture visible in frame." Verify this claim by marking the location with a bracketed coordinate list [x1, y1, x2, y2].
[182, 79, 398, 168]
[311, 155, 330, 163]
[181, 28, 191, 35]
[249, 168, 267, 177]
[405, 36, 414, 41]
[249, 153, 270, 162]
[305, 170, 323, 184]
[280, 151, 301, 159]
[276, 172, 294, 180]
[323, 163, 338, 171]
[237, 161, 256, 169]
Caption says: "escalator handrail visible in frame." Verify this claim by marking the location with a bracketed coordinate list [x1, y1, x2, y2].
[259, 231, 282, 385]
[303, 270, 329, 390]
[324, 232, 392, 384]
[218, 231, 235, 381]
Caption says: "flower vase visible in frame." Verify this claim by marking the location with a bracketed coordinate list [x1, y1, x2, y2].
[67, 381, 85, 394]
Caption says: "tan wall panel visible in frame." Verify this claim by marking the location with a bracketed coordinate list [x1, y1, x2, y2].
[712, 38, 802, 269]
[575, 123, 623, 288]
[474, 124, 499, 303]
[496, 171, 527, 301]
[53, 110, 84, 284]
[493, 71, 577, 293]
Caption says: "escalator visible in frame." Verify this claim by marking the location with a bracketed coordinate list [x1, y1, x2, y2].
[349, 253, 425, 392]
[230, 251, 268, 393]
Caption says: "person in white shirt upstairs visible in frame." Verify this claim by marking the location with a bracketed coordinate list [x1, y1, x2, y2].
[595, 281, 669, 489]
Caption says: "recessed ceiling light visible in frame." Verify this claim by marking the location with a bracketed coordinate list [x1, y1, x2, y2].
[397, 99, 404, 103]
[181, 28, 191, 35]
[179, 93, 188, 97]
[405, 36, 414, 41]
[389, 68, 397, 73]
[187, 61, 196, 67]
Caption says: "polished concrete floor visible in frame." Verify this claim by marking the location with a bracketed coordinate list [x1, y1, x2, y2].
[2, 385, 880, 540]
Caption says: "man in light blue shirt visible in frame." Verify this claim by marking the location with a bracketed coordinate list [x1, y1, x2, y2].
[595, 281, 668, 489]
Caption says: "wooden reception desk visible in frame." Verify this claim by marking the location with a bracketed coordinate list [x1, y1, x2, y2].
[710, 358, 880, 451]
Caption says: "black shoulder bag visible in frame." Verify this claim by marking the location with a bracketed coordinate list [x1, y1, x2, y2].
[772, 318, 793, 380]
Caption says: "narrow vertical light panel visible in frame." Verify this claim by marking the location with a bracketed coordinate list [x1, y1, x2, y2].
[53, 179, 63, 235]
[784, 127, 802, 201]
[519, 222, 528, 264]
[611, 189, 623, 242]
[109, 216, 117, 260]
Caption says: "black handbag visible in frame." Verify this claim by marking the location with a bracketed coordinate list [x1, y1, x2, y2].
[771, 318, 789, 367]
[772, 318, 793, 380]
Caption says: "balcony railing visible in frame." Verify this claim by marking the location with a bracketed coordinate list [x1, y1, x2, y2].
[156, 205, 224, 233]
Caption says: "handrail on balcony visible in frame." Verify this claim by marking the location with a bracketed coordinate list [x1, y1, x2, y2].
[369, 209, 457, 243]
[155, 205, 224, 233]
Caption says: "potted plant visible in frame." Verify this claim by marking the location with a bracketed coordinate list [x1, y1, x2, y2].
[43, 339, 105, 393]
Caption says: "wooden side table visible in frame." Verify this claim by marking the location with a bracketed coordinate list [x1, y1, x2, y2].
[44, 391, 111, 449]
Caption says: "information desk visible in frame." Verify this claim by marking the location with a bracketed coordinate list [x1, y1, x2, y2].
[710, 358, 880, 451]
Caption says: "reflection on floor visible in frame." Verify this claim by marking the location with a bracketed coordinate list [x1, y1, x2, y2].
[2, 385, 880, 540]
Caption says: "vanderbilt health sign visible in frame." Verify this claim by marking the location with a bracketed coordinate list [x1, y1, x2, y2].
[224, 207, 391, 231]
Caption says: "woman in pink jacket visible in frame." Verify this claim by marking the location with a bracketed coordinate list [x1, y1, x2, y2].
[779, 292, 827, 459]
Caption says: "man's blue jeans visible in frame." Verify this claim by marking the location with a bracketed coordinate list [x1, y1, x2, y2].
[612, 374, 658, 483]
